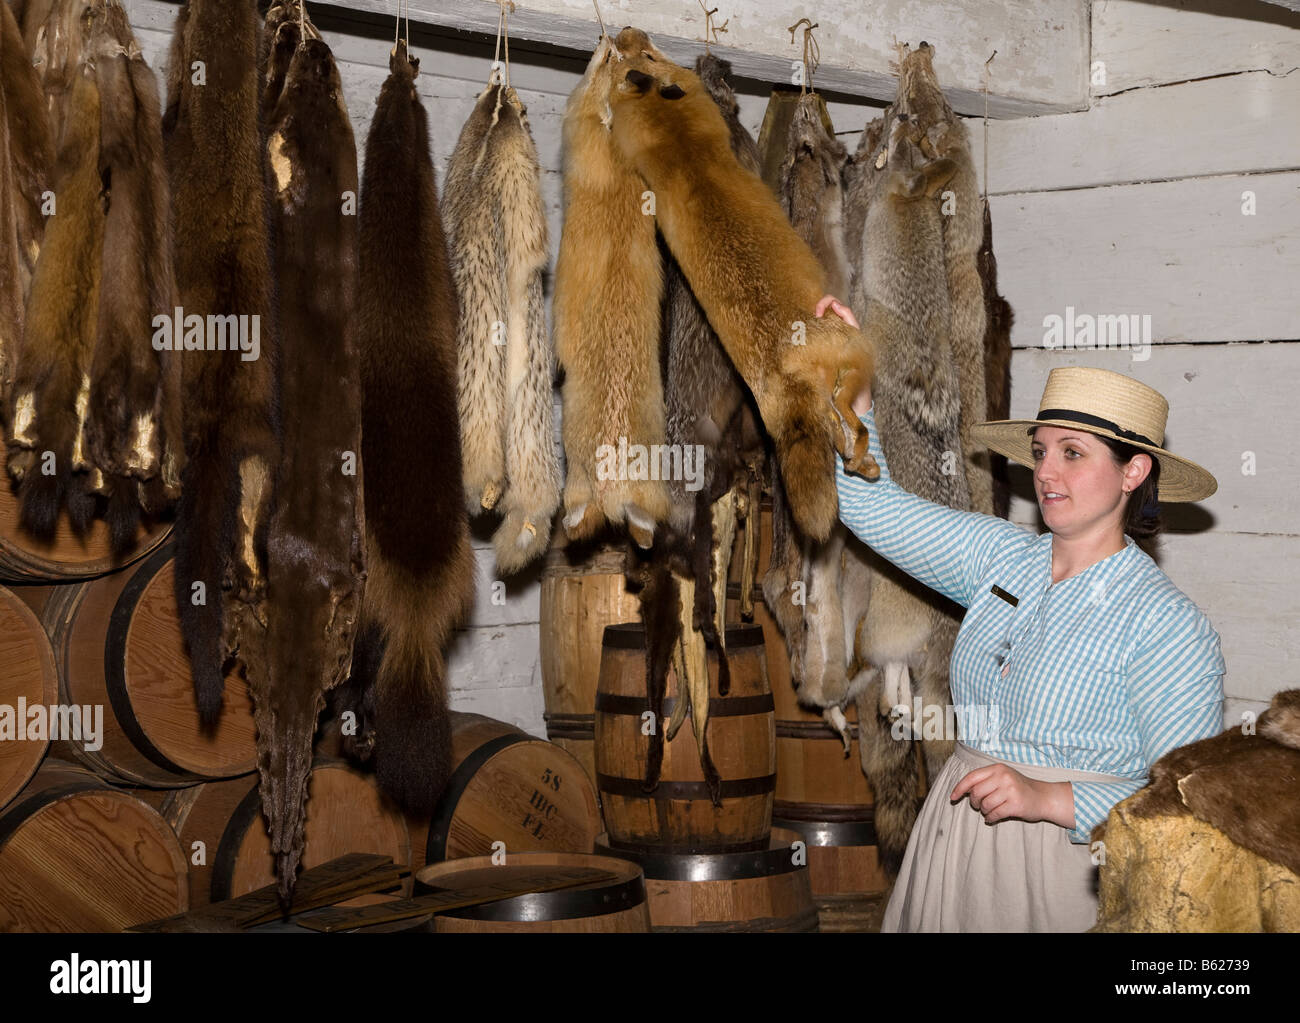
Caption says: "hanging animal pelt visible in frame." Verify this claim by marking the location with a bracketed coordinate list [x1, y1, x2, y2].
[810, 110, 969, 873]
[4, 15, 104, 536]
[0, 0, 52, 428]
[22, 0, 92, 147]
[606, 28, 878, 545]
[332, 41, 474, 815]
[248, 8, 365, 903]
[979, 200, 1014, 519]
[84, 1, 182, 551]
[445, 79, 560, 576]
[162, 0, 279, 723]
[893, 42, 992, 516]
[554, 33, 671, 550]
[763, 91, 855, 725]
[629, 52, 766, 800]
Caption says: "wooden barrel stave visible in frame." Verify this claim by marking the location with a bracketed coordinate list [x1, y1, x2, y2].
[414, 851, 650, 933]
[41, 544, 257, 787]
[0, 760, 188, 931]
[0, 586, 59, 811]
[596, 622, 775, 852]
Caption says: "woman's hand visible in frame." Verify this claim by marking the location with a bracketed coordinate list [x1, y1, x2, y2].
[950, 765, 1076, 830]
[814, 295, 872, 416]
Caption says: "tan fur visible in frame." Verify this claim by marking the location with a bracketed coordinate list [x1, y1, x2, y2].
[553, 35, 670, 549]
[605, 27, 878, 544]
[446, 81, 560, 575]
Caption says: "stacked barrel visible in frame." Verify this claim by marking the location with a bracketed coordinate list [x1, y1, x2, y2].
[0, 490, 604, 932]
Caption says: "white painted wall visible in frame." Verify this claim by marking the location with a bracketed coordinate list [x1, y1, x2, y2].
[121, 0, 1299, 736]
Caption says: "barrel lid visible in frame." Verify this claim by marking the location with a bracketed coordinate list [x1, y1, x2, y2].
[413, 855, 645, 921]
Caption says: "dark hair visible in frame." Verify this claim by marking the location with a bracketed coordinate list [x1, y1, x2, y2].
[1097, 435, 1162, 540]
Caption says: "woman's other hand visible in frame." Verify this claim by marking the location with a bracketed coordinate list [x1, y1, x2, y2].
[950, 764, 1077, 830]
[814, 295, 871, 416]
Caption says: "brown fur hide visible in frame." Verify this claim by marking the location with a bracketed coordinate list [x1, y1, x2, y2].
[336, 41, 474, 816]
[163, 0, 279, 723]
[85, 1, 182, 551]
[445, 80, 560, 576]
[0, 0, 51, 429]
[23, 0, 91, 148]
[243, 14, 365, 904]
[979, 200, 1014, 519]
[553, 33, 671, 549]
[1093, 690, 1300, 931]
[5, 13, 102, 537]
[606, 28, 878, 545]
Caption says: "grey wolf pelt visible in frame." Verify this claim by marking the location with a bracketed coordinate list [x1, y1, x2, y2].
[5, 17, 102, 538]
[979, 200, 1014, 519]
[243, 15, 365, 904]
[605, 27, 878, 544]
[84, 1, 182, 552]
[892, 42, 991, 516]
[338, 41, 474, 816]
[0, 0, 52, 430]
[444, 80, 560, 576]
[162, 0, 279, 724]
[553, 33, 671, 550]
[1092, 690, 1300, 932]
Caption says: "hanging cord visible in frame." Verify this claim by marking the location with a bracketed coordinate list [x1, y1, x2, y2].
[982, 49, 996, 208]
[696, 2, 728, 55]
[787, 17, 820, 95]
[592, 0, 607, 41]
[491, 0, 515, 88]
[393, 0, 412, 53]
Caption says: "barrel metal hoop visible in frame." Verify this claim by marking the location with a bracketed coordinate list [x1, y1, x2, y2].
[594, 692, 774, 718]
[416, 873, 646, 922]
[595, 836, 804, 881]
[210, 776, 263, 903]
[425, 732, 531, 863]
[0, 782, 94, 847]
[596, 772, 776, 800]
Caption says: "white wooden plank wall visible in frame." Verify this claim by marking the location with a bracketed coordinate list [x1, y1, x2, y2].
[117, 1, 1299, 735]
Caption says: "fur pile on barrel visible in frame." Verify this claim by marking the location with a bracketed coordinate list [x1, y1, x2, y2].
[4, 0, 181, 552]
[327, 37, 475, 821]
[444, 75, 560, 576]
[1092, 689, 1300, 932]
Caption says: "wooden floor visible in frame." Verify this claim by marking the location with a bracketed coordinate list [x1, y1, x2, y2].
[815, 887, 893, 933]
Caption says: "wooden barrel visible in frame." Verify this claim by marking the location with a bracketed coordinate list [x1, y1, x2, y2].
[414, 851, 650, 933]
[539, 541, 640, 788]
[0, 759, 189, 931]
[0, 585, 59, 811]
[41, 544, 257, 786]
[411, 711, 602, 871]
[158, 759, 411, 906]
[596, 621, 775, 852]
[595, 825, 817, 932]
[0, 479, 171, 582]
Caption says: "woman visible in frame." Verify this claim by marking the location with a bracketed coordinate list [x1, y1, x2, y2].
[817, 298, 1226, 932]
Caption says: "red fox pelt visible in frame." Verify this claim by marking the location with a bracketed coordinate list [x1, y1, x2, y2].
[604, 27, 878, 544]
[85, 1, 183, 552]
[445, 80, 560, 576]
[553, 33, 670, 550]
[162, 0, 279, 724]
[335, 41, 474, 816]
[249, 10, 365, 902]
[0, 0, 52, 432]
[5, 17, 103, 537]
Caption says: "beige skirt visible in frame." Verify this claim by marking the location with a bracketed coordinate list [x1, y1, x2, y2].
[881, 742, 1127, 933]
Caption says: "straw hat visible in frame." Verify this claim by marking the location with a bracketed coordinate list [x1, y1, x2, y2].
[970, 367, 1217, 502]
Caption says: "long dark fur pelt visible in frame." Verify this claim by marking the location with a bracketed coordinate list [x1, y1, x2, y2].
[253, 10, 365, 903]
[163, 0, 279, 724]
[22, 0, 92, 146]
[979, 200, 1014, 519]
[5, 12, 103, 537]
[342, 41, 474, 815]
[0, 0, 52, 428]
[445, 80, 560, 576]
[85, 1, 181, 553]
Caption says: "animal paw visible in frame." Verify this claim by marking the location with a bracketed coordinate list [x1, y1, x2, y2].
[825, 706, 852, 756]
[880, 662, 913, 721]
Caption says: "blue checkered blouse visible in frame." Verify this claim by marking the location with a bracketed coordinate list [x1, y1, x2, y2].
[834, 407, 1226, 843]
